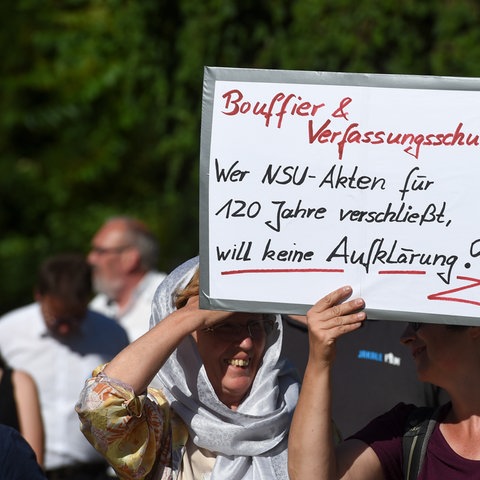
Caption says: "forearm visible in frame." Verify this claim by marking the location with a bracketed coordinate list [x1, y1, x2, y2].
[288, 286, 366, 480]
[289, 360, 336, 480]
[104, 307, 199, 394]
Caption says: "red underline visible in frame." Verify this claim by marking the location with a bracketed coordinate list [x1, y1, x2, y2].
[221, 268, 344, 275]
[378, 270, 426, 275]
[220, 268, 428, 276]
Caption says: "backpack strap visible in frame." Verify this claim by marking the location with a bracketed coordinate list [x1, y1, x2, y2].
[402, 406, 441, 480]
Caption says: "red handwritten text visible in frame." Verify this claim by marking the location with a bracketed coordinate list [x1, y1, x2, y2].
[308, 120, 480, 160]
[221, 89, 325, 128]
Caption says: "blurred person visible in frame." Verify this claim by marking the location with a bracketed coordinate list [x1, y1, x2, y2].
[282, 315, 447, 438]
[0, 424, 47, 479]
[88, 216, 167, 342]
[0, 353, 45, 466]
[76, 257, 300, 479]
[0, 253, 130, 479]
[288, 287, 480, 480]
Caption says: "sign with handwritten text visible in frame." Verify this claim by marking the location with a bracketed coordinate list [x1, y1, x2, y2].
[199, 67, 480, 325]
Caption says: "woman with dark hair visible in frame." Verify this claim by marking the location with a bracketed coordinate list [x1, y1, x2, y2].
[77, 257, 300, 479]
[288, 287, 480, 480]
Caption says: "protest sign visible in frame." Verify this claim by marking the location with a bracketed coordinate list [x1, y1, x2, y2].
[199, 67, 480, 325]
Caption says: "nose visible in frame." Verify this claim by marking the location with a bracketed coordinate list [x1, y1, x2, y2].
[237, 332, 254, 348]
[400, 323, 415, 345]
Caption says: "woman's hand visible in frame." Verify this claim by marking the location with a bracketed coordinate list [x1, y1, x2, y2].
[306, 285, 366, 366]
[288, 287, 367, 480]
[182, 295, 253, 332]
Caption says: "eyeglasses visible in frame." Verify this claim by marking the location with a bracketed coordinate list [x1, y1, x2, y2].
[409, 322, 423, 332]
[90, 245, 131, 255]
[203, 319, 275, 341]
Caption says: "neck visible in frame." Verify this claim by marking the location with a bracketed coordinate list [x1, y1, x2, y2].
[441, 401, 480, 460]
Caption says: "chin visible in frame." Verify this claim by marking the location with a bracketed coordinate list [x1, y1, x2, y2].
[222, 380, 253, 399]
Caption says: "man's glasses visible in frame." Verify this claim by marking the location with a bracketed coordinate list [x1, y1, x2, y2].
[203, 319, 275, 341]
[90, 245, 131, 255]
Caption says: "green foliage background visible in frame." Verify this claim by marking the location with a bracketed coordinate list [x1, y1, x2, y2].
[2, 0, 480, 313]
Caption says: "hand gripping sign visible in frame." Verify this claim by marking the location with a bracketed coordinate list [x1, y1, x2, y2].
[199, 67, 480, 326]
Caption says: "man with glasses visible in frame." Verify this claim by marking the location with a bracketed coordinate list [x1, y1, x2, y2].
[0, 253, 130, 479]
[88, 216, 167, 342]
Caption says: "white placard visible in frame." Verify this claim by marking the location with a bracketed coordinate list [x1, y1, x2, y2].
[199, 67, 480, 325]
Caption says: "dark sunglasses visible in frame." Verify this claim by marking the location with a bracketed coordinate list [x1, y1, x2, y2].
[409, 322, 423, 332]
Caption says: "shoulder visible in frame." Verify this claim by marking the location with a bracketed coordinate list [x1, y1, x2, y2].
[86, 309, 123, 329]
[86, 308, 117, 323]
[85, 310, 129, 340]
[144, 271, 167, 294]
[12, 369, 38, 398]
[81, 311, 129, 350]
[0, 305, 42, 345]
[0, 303, 39, 327]
[374, 402, 417, 426]
[347, 403, 417, 480]
[351, 402, 417, 441]
[89, 294, 110, 311]
[11, 369, 37, 391]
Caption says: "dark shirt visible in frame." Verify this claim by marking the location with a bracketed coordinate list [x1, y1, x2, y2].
[352, 402, 480, 480]
[0, 424, 46, 479]
[281, 317, 448, 437]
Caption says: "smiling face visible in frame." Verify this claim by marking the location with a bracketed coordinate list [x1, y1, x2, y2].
[193, 312, 270, 410]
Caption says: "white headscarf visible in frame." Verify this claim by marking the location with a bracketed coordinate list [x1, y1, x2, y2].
[149, 257, 299, 479]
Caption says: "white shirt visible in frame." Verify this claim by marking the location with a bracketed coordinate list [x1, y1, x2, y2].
[0, 303, 130, 470]
[90, 270, 166, 342]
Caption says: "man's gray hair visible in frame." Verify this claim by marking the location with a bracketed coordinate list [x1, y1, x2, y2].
[108, 216, 159, 270]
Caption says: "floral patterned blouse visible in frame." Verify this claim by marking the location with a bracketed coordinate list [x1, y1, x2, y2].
[75, 365, 189, 480]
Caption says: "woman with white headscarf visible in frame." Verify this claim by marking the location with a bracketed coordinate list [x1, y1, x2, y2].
[76, 257, 302, 479]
